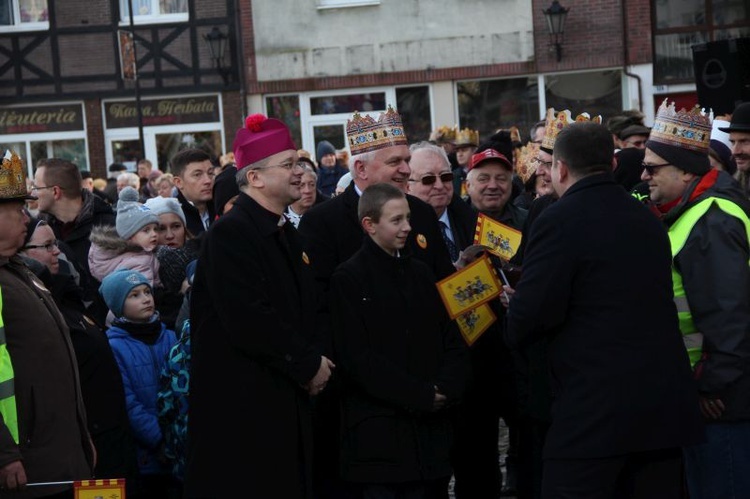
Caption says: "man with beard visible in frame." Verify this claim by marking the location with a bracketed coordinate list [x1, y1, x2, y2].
[724, 102, 750, 196]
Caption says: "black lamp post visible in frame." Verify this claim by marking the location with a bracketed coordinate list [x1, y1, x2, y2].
[203, 27, 230, 85]
[543, 0, 570, 62]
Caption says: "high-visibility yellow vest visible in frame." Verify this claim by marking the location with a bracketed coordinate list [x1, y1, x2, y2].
[669, 197, 750, 368]
[0, 286, 18, 444]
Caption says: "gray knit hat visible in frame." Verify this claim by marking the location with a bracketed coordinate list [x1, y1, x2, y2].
[116, 187, 159, 240]
[144, 196, 186, 226]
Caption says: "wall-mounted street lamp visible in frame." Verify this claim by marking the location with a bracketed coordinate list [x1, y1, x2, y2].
[543, 0, 570, 62]
[203, 27, 230, 85]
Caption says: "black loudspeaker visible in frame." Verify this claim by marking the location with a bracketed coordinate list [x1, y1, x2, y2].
[692, 38, 750, 115]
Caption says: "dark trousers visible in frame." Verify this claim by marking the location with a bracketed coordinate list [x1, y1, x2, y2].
[356, 477, 450, 499]
[451, 394, 502, 499]
[516, 416, 549, 499]
[542, 447, 683, 499]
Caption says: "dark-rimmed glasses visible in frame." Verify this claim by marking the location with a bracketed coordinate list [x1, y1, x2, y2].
[23, 240, 59, 252]
[642, 161, 671, 175]
[408, 172, 454, 186]
[532, 157, 553, 169]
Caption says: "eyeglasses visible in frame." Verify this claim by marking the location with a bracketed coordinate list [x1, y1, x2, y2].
[642, 161, 671, 175]
[23, 240, 59, 252]
[253, 160, 302, 171]
[532, 157, 553, 169]
[408, 172, 454, 186]
[30, 185, 56, 192]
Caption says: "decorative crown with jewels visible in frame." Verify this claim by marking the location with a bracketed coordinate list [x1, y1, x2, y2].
[649, 98, 712, 154]
[454, 127, 479, 147]
[0, 150, 34, 202]
[346, 105, 408, 156]
[514, 142, 541, 184]
[541, 108, 603, 153]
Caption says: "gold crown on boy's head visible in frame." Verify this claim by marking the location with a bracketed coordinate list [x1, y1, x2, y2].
[455, 128, 479, 147]
[648, 98, 712, 154]
[346, 105, 408, 156]
[541, 108, 603, 153]
[0, 150, 35, 202]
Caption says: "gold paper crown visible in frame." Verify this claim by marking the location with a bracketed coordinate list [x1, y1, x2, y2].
[541, 108, 603, 153]
[455, 127, 479, 147]
[431, 125, 457, 143]
[514, 142, 541, 184]
[649, 99, 712, 154]
[0, 150, 32, 202]
[347, 105, 408, 155]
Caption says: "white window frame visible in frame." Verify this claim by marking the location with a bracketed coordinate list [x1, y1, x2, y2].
[118, 0, 188, 26]
[0, 0, 49, 33]
[316, 0, 380, 10]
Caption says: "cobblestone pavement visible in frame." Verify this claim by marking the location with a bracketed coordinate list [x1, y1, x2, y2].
[449, 419, 515, 499]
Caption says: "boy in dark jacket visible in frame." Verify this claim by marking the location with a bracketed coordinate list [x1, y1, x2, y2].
[329, 183, 469, 498]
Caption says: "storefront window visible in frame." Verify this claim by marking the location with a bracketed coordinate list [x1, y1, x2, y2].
[112, 140, 142, 171]
[30, 139, 88, 171]
[266, 95, 302, 149]
[457, 77, 539, 144]
[157, 131, 221, 173]
[396, 86, 431, 143]
[310, 92, 386, 115]
[544, 71, 623, 121]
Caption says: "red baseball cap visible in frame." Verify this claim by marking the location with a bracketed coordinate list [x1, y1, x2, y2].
[468, 148, 512, 171]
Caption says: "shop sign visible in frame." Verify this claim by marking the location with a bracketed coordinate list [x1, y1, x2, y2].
[0, 104, 84, 134]
[105, 96, 221, 128]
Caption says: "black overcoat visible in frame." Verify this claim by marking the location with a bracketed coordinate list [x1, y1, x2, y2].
[506, 174, 704, 459]
[185, 193, 322, 498]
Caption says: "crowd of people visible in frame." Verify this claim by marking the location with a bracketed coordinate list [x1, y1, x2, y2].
[0, 98, 749, 499]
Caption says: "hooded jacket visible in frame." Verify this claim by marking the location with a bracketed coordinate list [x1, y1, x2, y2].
[88, 225, 161, 288]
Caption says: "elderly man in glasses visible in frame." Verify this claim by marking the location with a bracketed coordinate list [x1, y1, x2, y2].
[641, 100, 750, 499]
[407, 141, 477, 263]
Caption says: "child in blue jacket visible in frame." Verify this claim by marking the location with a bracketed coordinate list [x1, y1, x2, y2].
[100, 269, 178, 497]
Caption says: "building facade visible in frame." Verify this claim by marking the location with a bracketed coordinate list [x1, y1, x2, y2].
[0, 0, 242, 178]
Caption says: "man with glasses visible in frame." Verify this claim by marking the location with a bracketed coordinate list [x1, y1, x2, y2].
[185, 115, 334, 498]
[169, 148, 216, 236]
[34, 157, 115, 322]
[407, 141, 476, 261]
[642, 100, 750, 499]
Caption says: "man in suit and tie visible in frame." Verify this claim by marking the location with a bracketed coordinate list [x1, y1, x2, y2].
[407, 141, 476, 261]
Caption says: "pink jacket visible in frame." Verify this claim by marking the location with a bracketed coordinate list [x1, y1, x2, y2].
[88, 225, 162, 288]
